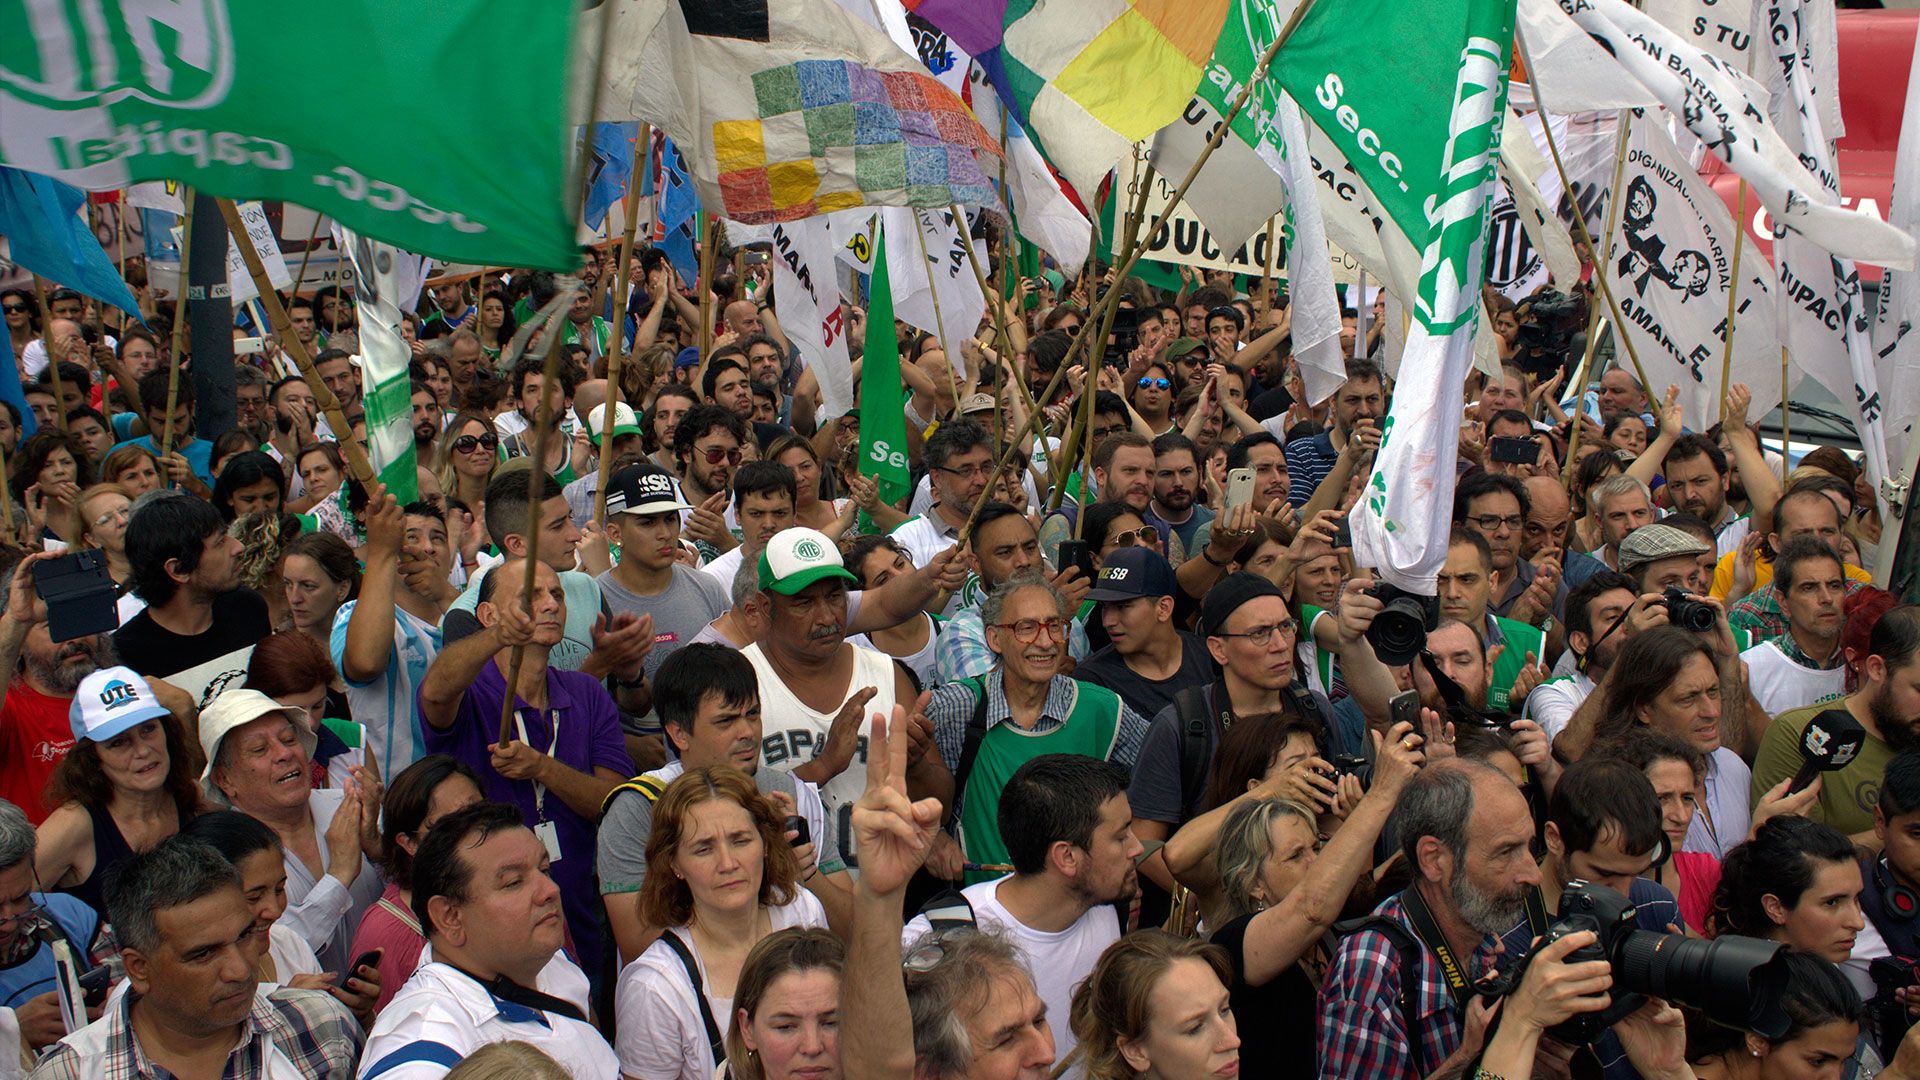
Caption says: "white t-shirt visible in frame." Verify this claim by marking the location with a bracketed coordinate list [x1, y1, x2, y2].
[700, 543, 746, 584]
[613, 893, 829, 1080]
[900, 876, 1120, 1073]
[360, 953, 616, 1080]
[1740, 639, 1847, 718]
[848, 612, 941, 689]
[267, 922, 322, 983]
[1524, 672, 1596, 743]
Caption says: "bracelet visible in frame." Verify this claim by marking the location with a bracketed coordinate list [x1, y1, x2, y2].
[1471, 1069, 1508, 1080]
[1202, 547, 1230, 567]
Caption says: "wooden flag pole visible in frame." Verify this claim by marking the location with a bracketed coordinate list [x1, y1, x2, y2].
[958, 0, 1321, 539]
[696, 215, 718, 359]
[160, 194, 196, 459]
[1257, 217, 1278, 318]
[0, 437, 15, 540]
[30, 276, 67, 433]
[1781, 345, 1791, 465]
[1516, 32, 1658, 402]
[497, 290, 577, 748]
[216, 198, 377, 486]
[1561, 307, 1610, 487]
[596, 123, 653, 525]
[1718, 179, 1750, 426]
[909, 211, 965, 412]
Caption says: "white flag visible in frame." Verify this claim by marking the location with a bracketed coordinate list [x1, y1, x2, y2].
[1276, 97, 1345, 406]
[1606, 113, 1781, 429]
[336, 228, 425, 503]
[1765, 0, 1890, 497]
[1640, 0, 1762, 70]
[964, 66, 1092, 272]
[768, 218, 854, 422]
[884, 207, 984, 376]
[225, 200, 291, 305]
[1491, 114, 1581, 300]
[1151, 95, 1287, 260]
[1874, 21, 1920, 474]
[1515, 0, 1659, 113]
[1545, 0, 1913, 268]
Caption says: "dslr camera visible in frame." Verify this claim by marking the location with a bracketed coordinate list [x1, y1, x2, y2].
[1482, 881, 1791, 1045]
[1511, 289, 1587, 378]
[1662, 588, 1717, 633]
[1363, 581, 1439, 666]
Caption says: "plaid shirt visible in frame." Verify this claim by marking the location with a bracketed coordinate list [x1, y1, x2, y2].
[928, 671, 1149, 818]
[1317, 894, 1511, 1080]
[1730, 577, 1865, 642]
[30, 986, 363, 1080]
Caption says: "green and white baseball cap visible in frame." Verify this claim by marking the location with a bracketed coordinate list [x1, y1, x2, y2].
[758, 527, 859, 595]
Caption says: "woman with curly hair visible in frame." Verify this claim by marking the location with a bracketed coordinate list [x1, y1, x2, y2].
[9, 430, 92, 543]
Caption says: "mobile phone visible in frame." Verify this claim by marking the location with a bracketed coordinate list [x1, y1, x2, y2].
[785, 815, 810, 848]
[1333, 515, 1353, 550]
[1056, 539, 1095, 584]
[78, 964, 110, 1008]
[1489, 436, 1538, 464]
[1224, 467, 1255, 513]
[339, 948, 383, 989]
[1390, 690, 1422, 731]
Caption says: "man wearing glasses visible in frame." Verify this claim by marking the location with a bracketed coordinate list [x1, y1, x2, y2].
[1455, 471, 1565, 629]
[924, 572, 1148, 886]
[672, 405, 748, 563]
[893, 419, 994, 600]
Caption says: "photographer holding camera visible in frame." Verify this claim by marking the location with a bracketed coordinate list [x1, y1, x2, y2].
[1319, 759, 1692, 1080]
[1850, 750, 1920, 1060]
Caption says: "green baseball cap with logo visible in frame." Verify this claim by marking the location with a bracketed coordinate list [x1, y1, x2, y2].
[1164, 337, 1208, 363]
[758, 527, 860, 595]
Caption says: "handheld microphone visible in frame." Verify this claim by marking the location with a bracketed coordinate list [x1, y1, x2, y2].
[1788, 709, 1867, 795]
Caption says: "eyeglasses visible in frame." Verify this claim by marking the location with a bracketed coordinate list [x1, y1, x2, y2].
[699, 445, 744, 465]
[1108, 526, 1160, 549]
[90, 506, 129, 529]
[451, 432, 499, 454]
[1214, 619, 1299, 647]
[991, 617, 1069, 644]
[1, 305, 26, 314]
[1466, 514, 1525, 533]
[1137, 377, 1171, 390]
[934, 462, 992, 481]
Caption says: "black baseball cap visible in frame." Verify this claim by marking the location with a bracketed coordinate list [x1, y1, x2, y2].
[1200, 572, 1288, 637]
[605, 465, 695, 517]
[1086, 547, 1176, 602]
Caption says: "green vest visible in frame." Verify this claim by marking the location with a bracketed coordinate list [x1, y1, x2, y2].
[1488, 615, 1546, 712]
[957, 675, 1122, 884]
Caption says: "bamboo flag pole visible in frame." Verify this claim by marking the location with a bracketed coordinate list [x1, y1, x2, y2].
[216, 198, 377, 486]
[30, 276, 66, 433]
[1781, 345, 1791, 464]
[960, 0, 1321, 539]
[1561, 308, 1610, 486]
[497, 292, 576, 748]
[160, 193, 196, 460]
[909, 210, 964, 411]
[1515, 32, 1658, 401]
[0, 437, 15, 539]
[596, 123, 652, 525]
[696, 215, 718, 359]
[1257, 217, 1278, 318]
[1718, 179, 1750, 426]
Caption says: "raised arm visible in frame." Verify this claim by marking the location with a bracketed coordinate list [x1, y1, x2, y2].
[1721, 383, 1782, 537]
[339, 489, 404, 684]
[1625, 385, 1683, 489]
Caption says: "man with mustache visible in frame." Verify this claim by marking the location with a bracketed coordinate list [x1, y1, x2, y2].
[0, 553, 124, 823]
[743, 529, 952, 867]
[1146, 432, 1214, 560]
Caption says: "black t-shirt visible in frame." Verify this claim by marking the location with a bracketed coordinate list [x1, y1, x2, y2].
[112, 588, 271, 700]
[1210, 912, 1318, 1079]
[1071, 631, 1215, 720]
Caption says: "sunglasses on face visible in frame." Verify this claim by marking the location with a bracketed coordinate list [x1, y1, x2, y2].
[1, 305, 26, 314]
[1109, 526, 1159, 548]
[451, 432, 499, 454]
[1137, 377, 1171, 390]
[699, 445, 744, 465]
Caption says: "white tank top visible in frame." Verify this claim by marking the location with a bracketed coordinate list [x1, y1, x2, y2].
[744, 642, 898, 868]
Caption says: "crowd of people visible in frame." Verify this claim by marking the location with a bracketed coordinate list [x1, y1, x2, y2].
[1, 242, 1918, 1080]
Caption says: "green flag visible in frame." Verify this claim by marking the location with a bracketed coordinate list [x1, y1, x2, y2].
[1273, 0, 1515, 593]
[340, 229, 420, 505]
[0, 0, 579, 268]
[858, 224, 911, 528]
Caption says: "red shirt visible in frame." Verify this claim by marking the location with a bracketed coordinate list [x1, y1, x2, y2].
[0, 683, 75, 824]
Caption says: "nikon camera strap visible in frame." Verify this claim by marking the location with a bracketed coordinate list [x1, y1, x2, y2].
[1399, 886, 1480, 1014]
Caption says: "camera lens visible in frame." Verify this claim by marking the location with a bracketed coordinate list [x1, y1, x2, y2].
[1364, 583, 1434, 666]
[1614, 931, 1790, 1038]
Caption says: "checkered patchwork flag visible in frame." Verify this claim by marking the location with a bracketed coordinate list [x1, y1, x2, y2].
[601, 0, 999, 223]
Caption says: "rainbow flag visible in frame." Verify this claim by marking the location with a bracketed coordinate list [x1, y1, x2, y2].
[904, 0, 1231, 202]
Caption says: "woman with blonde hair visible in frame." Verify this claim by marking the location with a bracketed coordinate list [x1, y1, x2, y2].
[1063, 931, 1240, 1080]
[74, 482, 141, 620]
[444, 1041, 572, 1080]
[726, 928, 846, 1080]
[614, 767, 826, 1080]
[435, 409, 500, 521]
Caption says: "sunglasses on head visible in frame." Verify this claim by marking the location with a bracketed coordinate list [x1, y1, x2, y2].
[451, 432, 499, 454]
[699, 445, 744, 465]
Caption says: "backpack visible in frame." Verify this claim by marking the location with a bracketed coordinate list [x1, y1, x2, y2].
[1170, 682, 1329, 816]
[598, 772, 669, 820]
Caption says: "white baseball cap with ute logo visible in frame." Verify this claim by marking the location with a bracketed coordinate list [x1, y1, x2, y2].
[758, 528, 859, 596]
[70, 666, 171, 743]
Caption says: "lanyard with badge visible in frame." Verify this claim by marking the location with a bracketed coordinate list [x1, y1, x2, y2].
[514, 707, 565, 862]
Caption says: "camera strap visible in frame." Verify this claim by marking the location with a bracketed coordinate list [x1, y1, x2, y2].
[1398, 886, 1479, 1014]
[1576, 606, 1633, 674]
